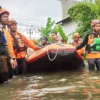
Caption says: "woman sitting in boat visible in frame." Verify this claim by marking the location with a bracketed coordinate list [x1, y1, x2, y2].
[40, 36, 50, 48]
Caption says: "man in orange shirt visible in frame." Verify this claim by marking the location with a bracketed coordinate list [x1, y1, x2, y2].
[72, 33, 84, 59]
[72, 33, 85, 67]
[0, 6, 16, 83]
[8, 18, 40, 75]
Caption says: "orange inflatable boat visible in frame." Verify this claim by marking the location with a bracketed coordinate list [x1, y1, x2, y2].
[27, 44, 84, 72]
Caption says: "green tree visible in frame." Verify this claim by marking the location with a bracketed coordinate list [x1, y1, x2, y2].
[68, 1, 100, 37]
[53, 25, 68, 43]
[40, 17, 55, 38]
[40, 17, 68, 43]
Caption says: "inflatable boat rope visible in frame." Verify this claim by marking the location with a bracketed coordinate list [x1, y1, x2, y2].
[47, 46, 58, 61]
[46, 43, 64, 61]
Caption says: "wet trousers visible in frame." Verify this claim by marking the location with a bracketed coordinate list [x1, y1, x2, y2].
[15, 58, 27, 75]
[8, 58, 27, 77]
[0, 56, 8, 83]
[87, 58, 100, 71]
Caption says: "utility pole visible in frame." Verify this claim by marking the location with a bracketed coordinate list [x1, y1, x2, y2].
[29, 29, 33, 39]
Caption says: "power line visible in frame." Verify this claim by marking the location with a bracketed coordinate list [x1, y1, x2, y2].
[12, 16, 46, 24]
[10, 16, 46, 28]
[18, 22, 43, 28]
[11, 13, 47, 22]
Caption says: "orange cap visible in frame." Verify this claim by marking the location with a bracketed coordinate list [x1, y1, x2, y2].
[73, 33, 80, 38]
[8, 18, 17, 25]
[0, 6, 10, 15]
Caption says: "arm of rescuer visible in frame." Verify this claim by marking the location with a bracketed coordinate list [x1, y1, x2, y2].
[71, 42, 84, 55]
[3, 28, 17, 69]
[20, 34, 40, 51]
[77, 47, 85, 55]
[76, 34, 89, 50]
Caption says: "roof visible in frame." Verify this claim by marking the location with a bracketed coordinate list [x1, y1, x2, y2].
[56, 0, 79, 24]
[56, 16, 71, 24]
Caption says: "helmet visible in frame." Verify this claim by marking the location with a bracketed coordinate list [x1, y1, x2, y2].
[0, 6, 10, 15]
[73, 33, 80, 38]
[91, 19, 100, 27]
[8, 18, 17, 25]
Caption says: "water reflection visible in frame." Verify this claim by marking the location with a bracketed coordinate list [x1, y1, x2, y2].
[0, 70, 100, 100]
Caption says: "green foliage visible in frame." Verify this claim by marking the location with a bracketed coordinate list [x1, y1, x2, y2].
[53, 25, 68, 42]
[40, 17, 68, 43]
[53, 25, 59, 33]
[68, 1, 100, 37]
[40, 17, 55, 38]
[36, 38, 40, 45]
[58, 25, 68, 43]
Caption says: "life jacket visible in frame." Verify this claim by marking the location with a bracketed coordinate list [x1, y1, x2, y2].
[72, 41, 81, 47]
[87, 33, 100, 52]
[0, 30, 8, 55]
[10, 32, 27, 53]
[72, 41, 84, 57]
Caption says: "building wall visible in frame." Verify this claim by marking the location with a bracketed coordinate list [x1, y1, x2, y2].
[59, 0, 78, 43]
[61, 0, 78, 19]
[62, 19, 77, 43]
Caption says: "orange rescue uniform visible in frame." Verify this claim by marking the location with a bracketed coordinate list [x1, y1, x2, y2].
[72, 41, 84, 59]
[3, 28, 15, 58]
[86, 34, 100, 59]
[11, 32, 39, 59]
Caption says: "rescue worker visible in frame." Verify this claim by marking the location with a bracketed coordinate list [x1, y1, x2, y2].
[51, 32, 61, 43]
[0, 6, 16, 83]
[76, 19, 100, 71]
[72, 33, 85, 59]
[8, 18, 40, 75]
[72, 33, 85, 67]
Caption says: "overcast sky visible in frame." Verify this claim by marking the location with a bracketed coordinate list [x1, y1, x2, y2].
[0, 0, 80, 39]
[0, 0, 63, 38]
[0, 0, 62, 27]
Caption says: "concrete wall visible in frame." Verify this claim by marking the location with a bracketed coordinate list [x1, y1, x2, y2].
[62, 19, 77, 35]
[62, 19, 77, 43]
[59, 0, 78, 43]
[61, 0, 78, 19]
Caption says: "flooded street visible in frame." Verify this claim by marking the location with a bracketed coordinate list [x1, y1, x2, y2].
[0, 68, 100, 100]
[1, 0, 100, 99]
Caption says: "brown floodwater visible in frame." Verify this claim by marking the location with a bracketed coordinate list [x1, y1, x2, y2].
[0, 67, 100, 100]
